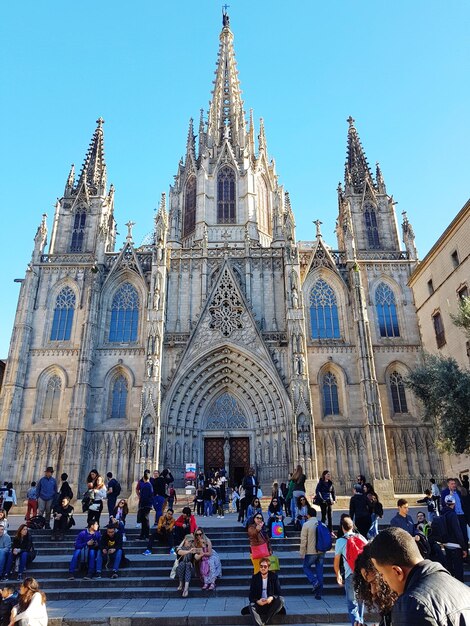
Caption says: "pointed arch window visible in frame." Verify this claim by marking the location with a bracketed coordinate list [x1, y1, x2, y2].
[70, 207, 87, 252]
[375, 283, 400, 337]
[50, 287, 76, 341]
[364, 207, 380, 249]
[111, 375, 128, 419]
[257, 177, 271, 234]
[42, 375, 62, 421]
[109, 283, 140, 343]
[322, 372, 340, 416]
[310, 279, 340, 339]
[390, 371, 408, 413]
[217, 166, 236, 224]
[183, 176, 196, 237]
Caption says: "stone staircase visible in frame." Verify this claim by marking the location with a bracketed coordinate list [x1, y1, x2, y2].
[21, 522, 470, 624]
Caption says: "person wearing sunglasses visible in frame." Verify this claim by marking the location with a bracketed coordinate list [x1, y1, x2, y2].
[193, 528, 222, 590]
[243, 557, 285, 626]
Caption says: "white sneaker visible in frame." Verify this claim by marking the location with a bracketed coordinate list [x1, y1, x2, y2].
[217, 515, 221, 519]
[123, 535, 127, 542]
[221, 516, 225, 519]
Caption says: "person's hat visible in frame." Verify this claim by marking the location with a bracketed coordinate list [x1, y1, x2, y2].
[185, 533, 194, 541]
[445, 495, 456, 505]
[45, 466, 54, 473]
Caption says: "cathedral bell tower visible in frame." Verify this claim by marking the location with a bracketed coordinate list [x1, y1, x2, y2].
[49, 118, 116, 260]
[168, 9, 283, 250]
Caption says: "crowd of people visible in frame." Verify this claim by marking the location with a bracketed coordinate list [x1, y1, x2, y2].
[0, 464, 469, 626]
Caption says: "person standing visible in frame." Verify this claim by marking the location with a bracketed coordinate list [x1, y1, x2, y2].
[241, 468, 258, 524]
[247, 557, 285, 626]
[315, 470, 336, 531]
[137, 473, 153, 540]
[370, 527, 470, 625]
[106, 472, 121, 517]
[441, 477, 469, 548]
[441, 494, 467, 582]
[35, 467, 58, 530]
[87, 475, 107, 525]
[58, 473, 73, 502]
[389, 499, 416, 537]
[430, 478, 441, 514]
[25, 482, 38, 521]
[2, 484, 17, 516]
[290, 465, 307, 522]
[333, 516, 366, 626]
[349, 484, 372, 539]
[299, 507, 324, 600]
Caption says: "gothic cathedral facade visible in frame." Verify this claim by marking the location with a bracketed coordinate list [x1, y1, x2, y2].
[0, 13, 443, 495]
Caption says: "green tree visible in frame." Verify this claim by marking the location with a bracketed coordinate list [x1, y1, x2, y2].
[450, 295, 470, 338]
[405, 353, 470, 454]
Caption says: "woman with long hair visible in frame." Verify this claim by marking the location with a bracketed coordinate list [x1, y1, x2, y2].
[175, 533, 195, 598]
[2, 484, 17, 516]
[295, 495, 309, 529]
[87, 475, 107, 525]
[364, 483, 383, 538]
[267, 497, 285, 537]
[290, 465, 307, 522]
[193, 528, 222, 590]
[0, 510, 9, 532]
[10, 577, 47, 626]
[247, 513, 272, 573]
[4, 524, 36, 581]
[111, 499, 129, 540]
[315, 470, 336, 531]
[245, 497, 264, 527]
[353, 544, 397, 626]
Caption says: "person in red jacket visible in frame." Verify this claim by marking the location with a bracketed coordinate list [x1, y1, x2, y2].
[174, 506, 197, 544]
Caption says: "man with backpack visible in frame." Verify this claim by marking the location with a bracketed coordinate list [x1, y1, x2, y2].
[299, 507, 330, 600]
[333, 515, 367, 626]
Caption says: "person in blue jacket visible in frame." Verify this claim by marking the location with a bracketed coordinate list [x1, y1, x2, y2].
[68, 520, 101, 580]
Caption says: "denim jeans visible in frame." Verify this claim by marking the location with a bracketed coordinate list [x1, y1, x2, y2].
[153, 495, 165, 522]
[204, 500, 213, 516]
[302, 553, 324, 590]
[344, 574, 364, 625]
[5, 551, 28, 575]
[0, 550, 8, 576]
[96, 548, 122, 573]
[69, 548, 99, 575]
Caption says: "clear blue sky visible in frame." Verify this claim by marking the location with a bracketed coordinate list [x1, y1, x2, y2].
[1, 1, 469, 356]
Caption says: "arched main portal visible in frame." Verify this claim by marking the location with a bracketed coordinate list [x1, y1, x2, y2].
[203, 391, 250, 487]
[161, 345, 292, 486]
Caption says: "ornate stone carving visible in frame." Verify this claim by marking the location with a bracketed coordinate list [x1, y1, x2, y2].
[209, 268, 243, 337]
[206, 392, 248, 429]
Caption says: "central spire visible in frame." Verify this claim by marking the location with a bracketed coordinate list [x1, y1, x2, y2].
[206, 9, 245, 148]
[75, 117, 107, 196]
[345, 116, 374, 193]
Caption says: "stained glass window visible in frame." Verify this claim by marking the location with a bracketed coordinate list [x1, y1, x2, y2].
[43, 375, 61, 420]
[109, 283, 139, 342]
[364, 207, 380, 249]
[111, 375, 128, 419]
[70, 208, 86, 252]
[322, 372, 340, 416]
[50, 287, 76, 341]
[375, 283, 400, 337]
[310, 279, 340, 339]
[390, 371, 408, 413]
[183, 176, 196, 237]
[206, 393, 248, 429]
[217, 166, 236, 224]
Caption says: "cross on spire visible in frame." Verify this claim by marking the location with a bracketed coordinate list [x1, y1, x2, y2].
[313, 219, 323, 238]
[125, 220, 135, 242]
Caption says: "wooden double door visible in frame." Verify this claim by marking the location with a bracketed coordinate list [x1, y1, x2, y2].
[204, 437, 249, 487]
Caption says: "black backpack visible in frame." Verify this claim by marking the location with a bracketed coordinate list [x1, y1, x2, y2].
[113, 480, 121, 496]
[26, 515, 46, 530]
[431, 515, 448, 543]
